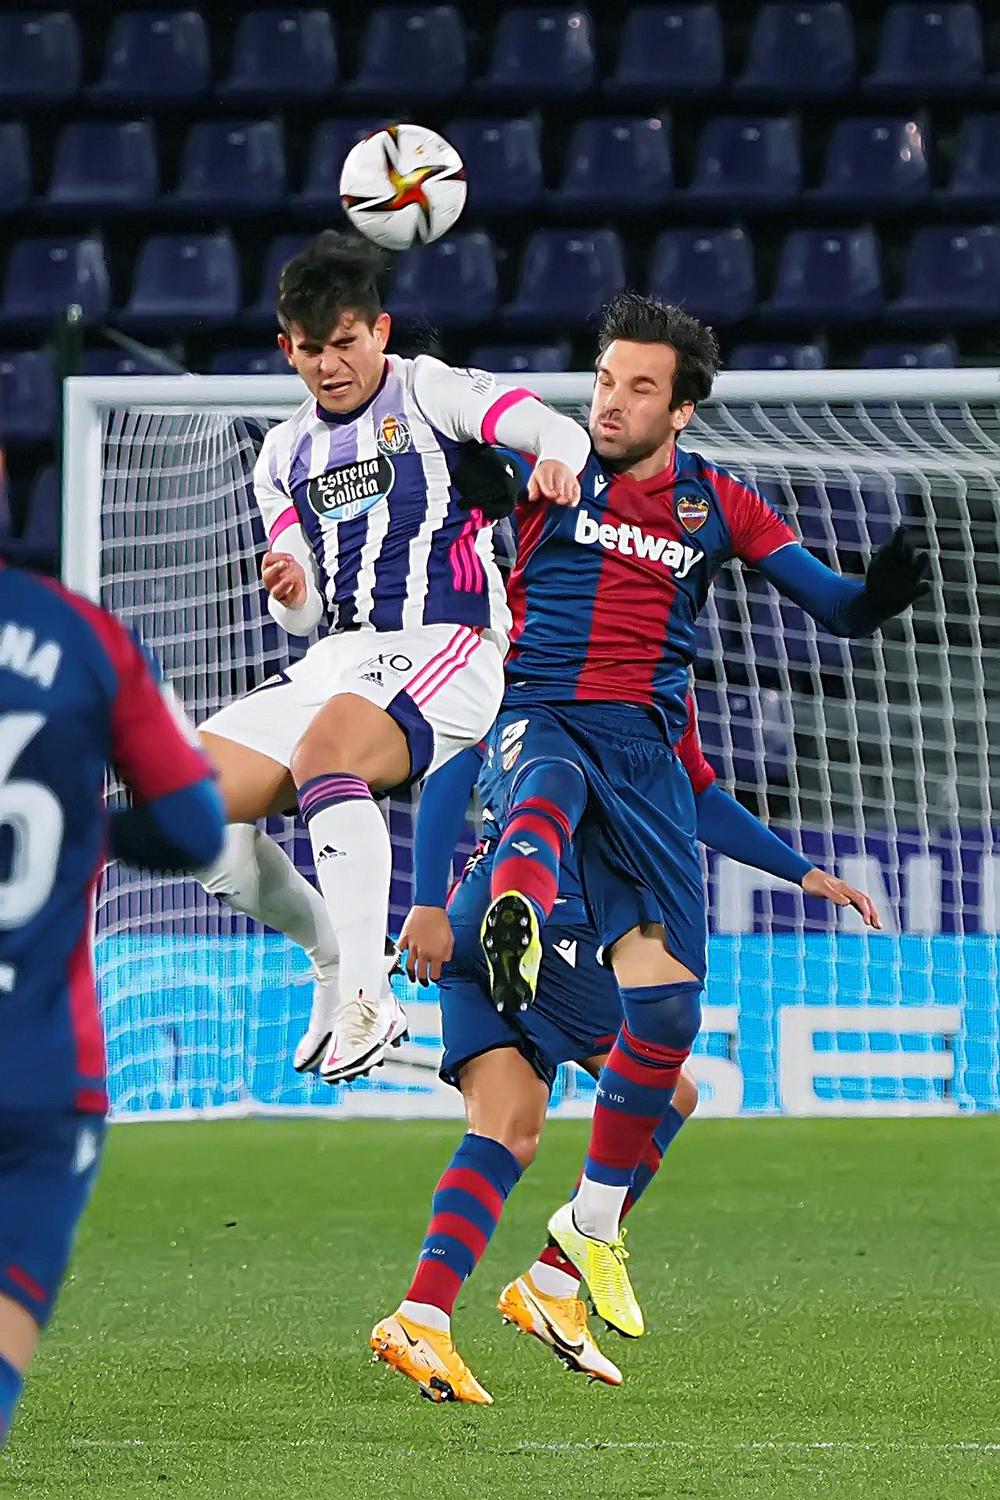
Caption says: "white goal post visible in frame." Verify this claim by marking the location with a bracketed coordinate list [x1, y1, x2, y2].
[62, 368, 1000, 1121]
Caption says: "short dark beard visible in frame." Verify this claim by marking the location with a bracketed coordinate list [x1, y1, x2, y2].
[592, 435, 660, 474]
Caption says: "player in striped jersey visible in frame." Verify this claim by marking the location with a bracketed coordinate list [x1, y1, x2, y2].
[196, 233, 589, 1085]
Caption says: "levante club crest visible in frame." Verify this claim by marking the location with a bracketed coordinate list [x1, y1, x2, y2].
[676, 495, 710, 533]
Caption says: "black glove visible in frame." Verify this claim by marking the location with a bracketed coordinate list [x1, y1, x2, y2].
[453, 442, 523, 521]
[861, 526, 931, 618]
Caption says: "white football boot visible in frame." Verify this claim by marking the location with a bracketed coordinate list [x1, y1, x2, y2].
[319, 945, 408, 1085]
[293, 968, 340, 1074]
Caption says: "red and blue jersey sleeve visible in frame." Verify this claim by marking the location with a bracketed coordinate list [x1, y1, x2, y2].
[709, 465, 797, 566]
[674, 694, 717, 796]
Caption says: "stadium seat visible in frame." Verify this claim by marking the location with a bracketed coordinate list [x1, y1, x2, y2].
[469, 343, 571, 373]
[445, 119, 543, 215]
[886, 225, 1000, 325]
[42, 121, 158, 215]
[5, 464, 60, 573]
[209, 348, 295, 375]
[90, 10, 211, 102]
[605, 4, 724, 99]
[694, 590, 744, 671]
[647, 228, 756, 325]
[809, 117, 930, 209]
[551, 117, 672, 213]
[220, 9, 338, 101]
[0, 235, 110, 331]
[503, 228, 625, 329]
[749, 592, 850, 676]
[347, 6, 466, 101]
[388, 232, 498, 328]
[695, 682, 794, 786]
[685, 117, 801, 209]
[243, 234, 312, 330]
[479, 8, 596, 99]
[865, 3, 984, 98]
[170, 122, 287, 215]
[793, 480, 901, 556]
[291, 120, 383, 215]
[0, 352, 57, 444]
[119, 233, 241, 332]
[859, 340, 957, 368]
[938, 115, 1000, 212]
[80, 349, 177, 376]
[734, 3, 855, 100]
[728, 342, 826, 371]
[0, 11, 80, 107]
[0, 124, 31, 213]
[763, 228, 883, 323]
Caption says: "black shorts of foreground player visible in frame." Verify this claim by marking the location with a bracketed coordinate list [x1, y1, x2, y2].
[476, 291, 931, 1328]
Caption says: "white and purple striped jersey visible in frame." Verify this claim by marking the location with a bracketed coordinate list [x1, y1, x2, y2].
[255, 354, 573, 642]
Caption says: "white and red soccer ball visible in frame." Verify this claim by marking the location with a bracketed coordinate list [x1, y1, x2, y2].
[340, 122, 467, 252]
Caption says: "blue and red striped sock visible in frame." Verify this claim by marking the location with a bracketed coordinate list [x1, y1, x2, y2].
[489, 761, 586, 923]
[402, 1134, 522, 1326]
[0, 1354, 23, 1448]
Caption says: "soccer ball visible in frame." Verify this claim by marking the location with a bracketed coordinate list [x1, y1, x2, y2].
[340, 123, 467, 253]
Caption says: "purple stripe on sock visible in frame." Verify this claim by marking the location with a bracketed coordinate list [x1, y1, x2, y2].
[297, 773, 372, 822]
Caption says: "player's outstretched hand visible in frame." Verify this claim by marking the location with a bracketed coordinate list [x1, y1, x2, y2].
[801, 867, 883, 930]
[399, 904, 455, 985]
[262, 551, 307, 608]
[454, 443, 523, 520]
[862, 526, 931, 619]
[527, 458, 580, 508]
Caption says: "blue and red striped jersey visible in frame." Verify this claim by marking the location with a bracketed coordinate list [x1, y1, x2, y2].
[0, 568, 212, 1113]
[504, 441, 795, 739]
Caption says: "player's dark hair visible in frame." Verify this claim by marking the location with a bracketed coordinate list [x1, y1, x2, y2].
[276, 230, 387, 339]
[597, 292, 721, 408]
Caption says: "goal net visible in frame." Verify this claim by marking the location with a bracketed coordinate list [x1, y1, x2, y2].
[62, 370, 1000, 1120]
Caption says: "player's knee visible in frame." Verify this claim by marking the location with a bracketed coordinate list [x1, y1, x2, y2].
[621, 981, 703, 1052]
[673, 1068, 699, 1118]
[510, 756, 587, 835]
[495, 1124, 540, 1170]
[199, 823, 260, 905]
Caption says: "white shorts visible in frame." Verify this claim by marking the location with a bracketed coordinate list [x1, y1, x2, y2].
[200, 624, 505, 786]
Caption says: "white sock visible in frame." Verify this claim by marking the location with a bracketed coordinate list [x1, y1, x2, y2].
[399, 1299, 450, 1333]
[199, 825, 339, 981]
[570, 1179, 629, 1243]
[301, 780, 392, 1009]
[528, 1260, 581, 1300]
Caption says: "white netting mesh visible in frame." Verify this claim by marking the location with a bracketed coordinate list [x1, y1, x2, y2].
[83, 379, 1000, 1119]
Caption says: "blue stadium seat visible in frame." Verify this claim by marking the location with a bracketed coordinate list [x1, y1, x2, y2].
[388, 232, 498, 328]
[728, 342, 826, 371]
[938, 115, 1000, 212]
[887, 225, 1000, 325]
[80, 350, 175, 376]
[4, 464, 60, 574]
[220, 9, 338, 101]
[0, 11, 80, 107]
[695, 683, 794, 787]
[348, 6, 466, 101]
[171, 122, 287, 215]
[809, 117, 930, 209]
[694, 589, 744, 671]
[119, 233, 241, 332]
[551, 117, 672, 213]
[479, 8, 596, 99]
[445, 119, 543, 215]
[503, 229, 625, 329]
[43, 121, 158, 214]
[0, 235, 110, 331]
[469, 343, 571, 373]
[0, 124, 31, 214]
[90, 10, 211, 103]
[648, 228, 756, 325]
[291, 120, 383, 215]
[749, 593, 850, 676]
[243, 234, 312, 330]
[865, 3, 983, 98]
[792, 480, 901, 556]
[605, 5, 724, 99]
[685, 117, 801, 208]
[209, 348, 295, 375]
[859, 340, 956, 368]
[735, 3, 855, 100]
[0, 352, 57, 444]
[764, 228, 883, 323]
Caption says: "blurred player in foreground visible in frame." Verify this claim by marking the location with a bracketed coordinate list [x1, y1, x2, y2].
[195, 230, 589, 1085]
[370, 700, 880, 1403]
[0, 565, 224, 1449]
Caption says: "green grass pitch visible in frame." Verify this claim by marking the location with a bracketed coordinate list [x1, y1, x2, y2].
[4, 1117, 999, 1499]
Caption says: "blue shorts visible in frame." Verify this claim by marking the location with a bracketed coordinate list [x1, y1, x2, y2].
[0, 1110, 106, 1327]
[486, 702, 707, 979]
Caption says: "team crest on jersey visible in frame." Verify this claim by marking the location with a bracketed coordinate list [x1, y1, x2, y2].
[308, 456, 395, 521]
[676, 495, 710, 533]
[376, 413, 412, 456]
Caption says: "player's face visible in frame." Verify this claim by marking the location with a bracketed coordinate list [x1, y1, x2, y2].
[590, 341, 694, 471]
[278, 310, 391, 414]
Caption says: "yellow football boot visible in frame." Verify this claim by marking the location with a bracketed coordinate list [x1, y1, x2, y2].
[498, 1273, 623, 1386]
[546, 1204, 644, 1339]
[370, 1312, 493, 1404]
[480, 891, 542, 1014]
